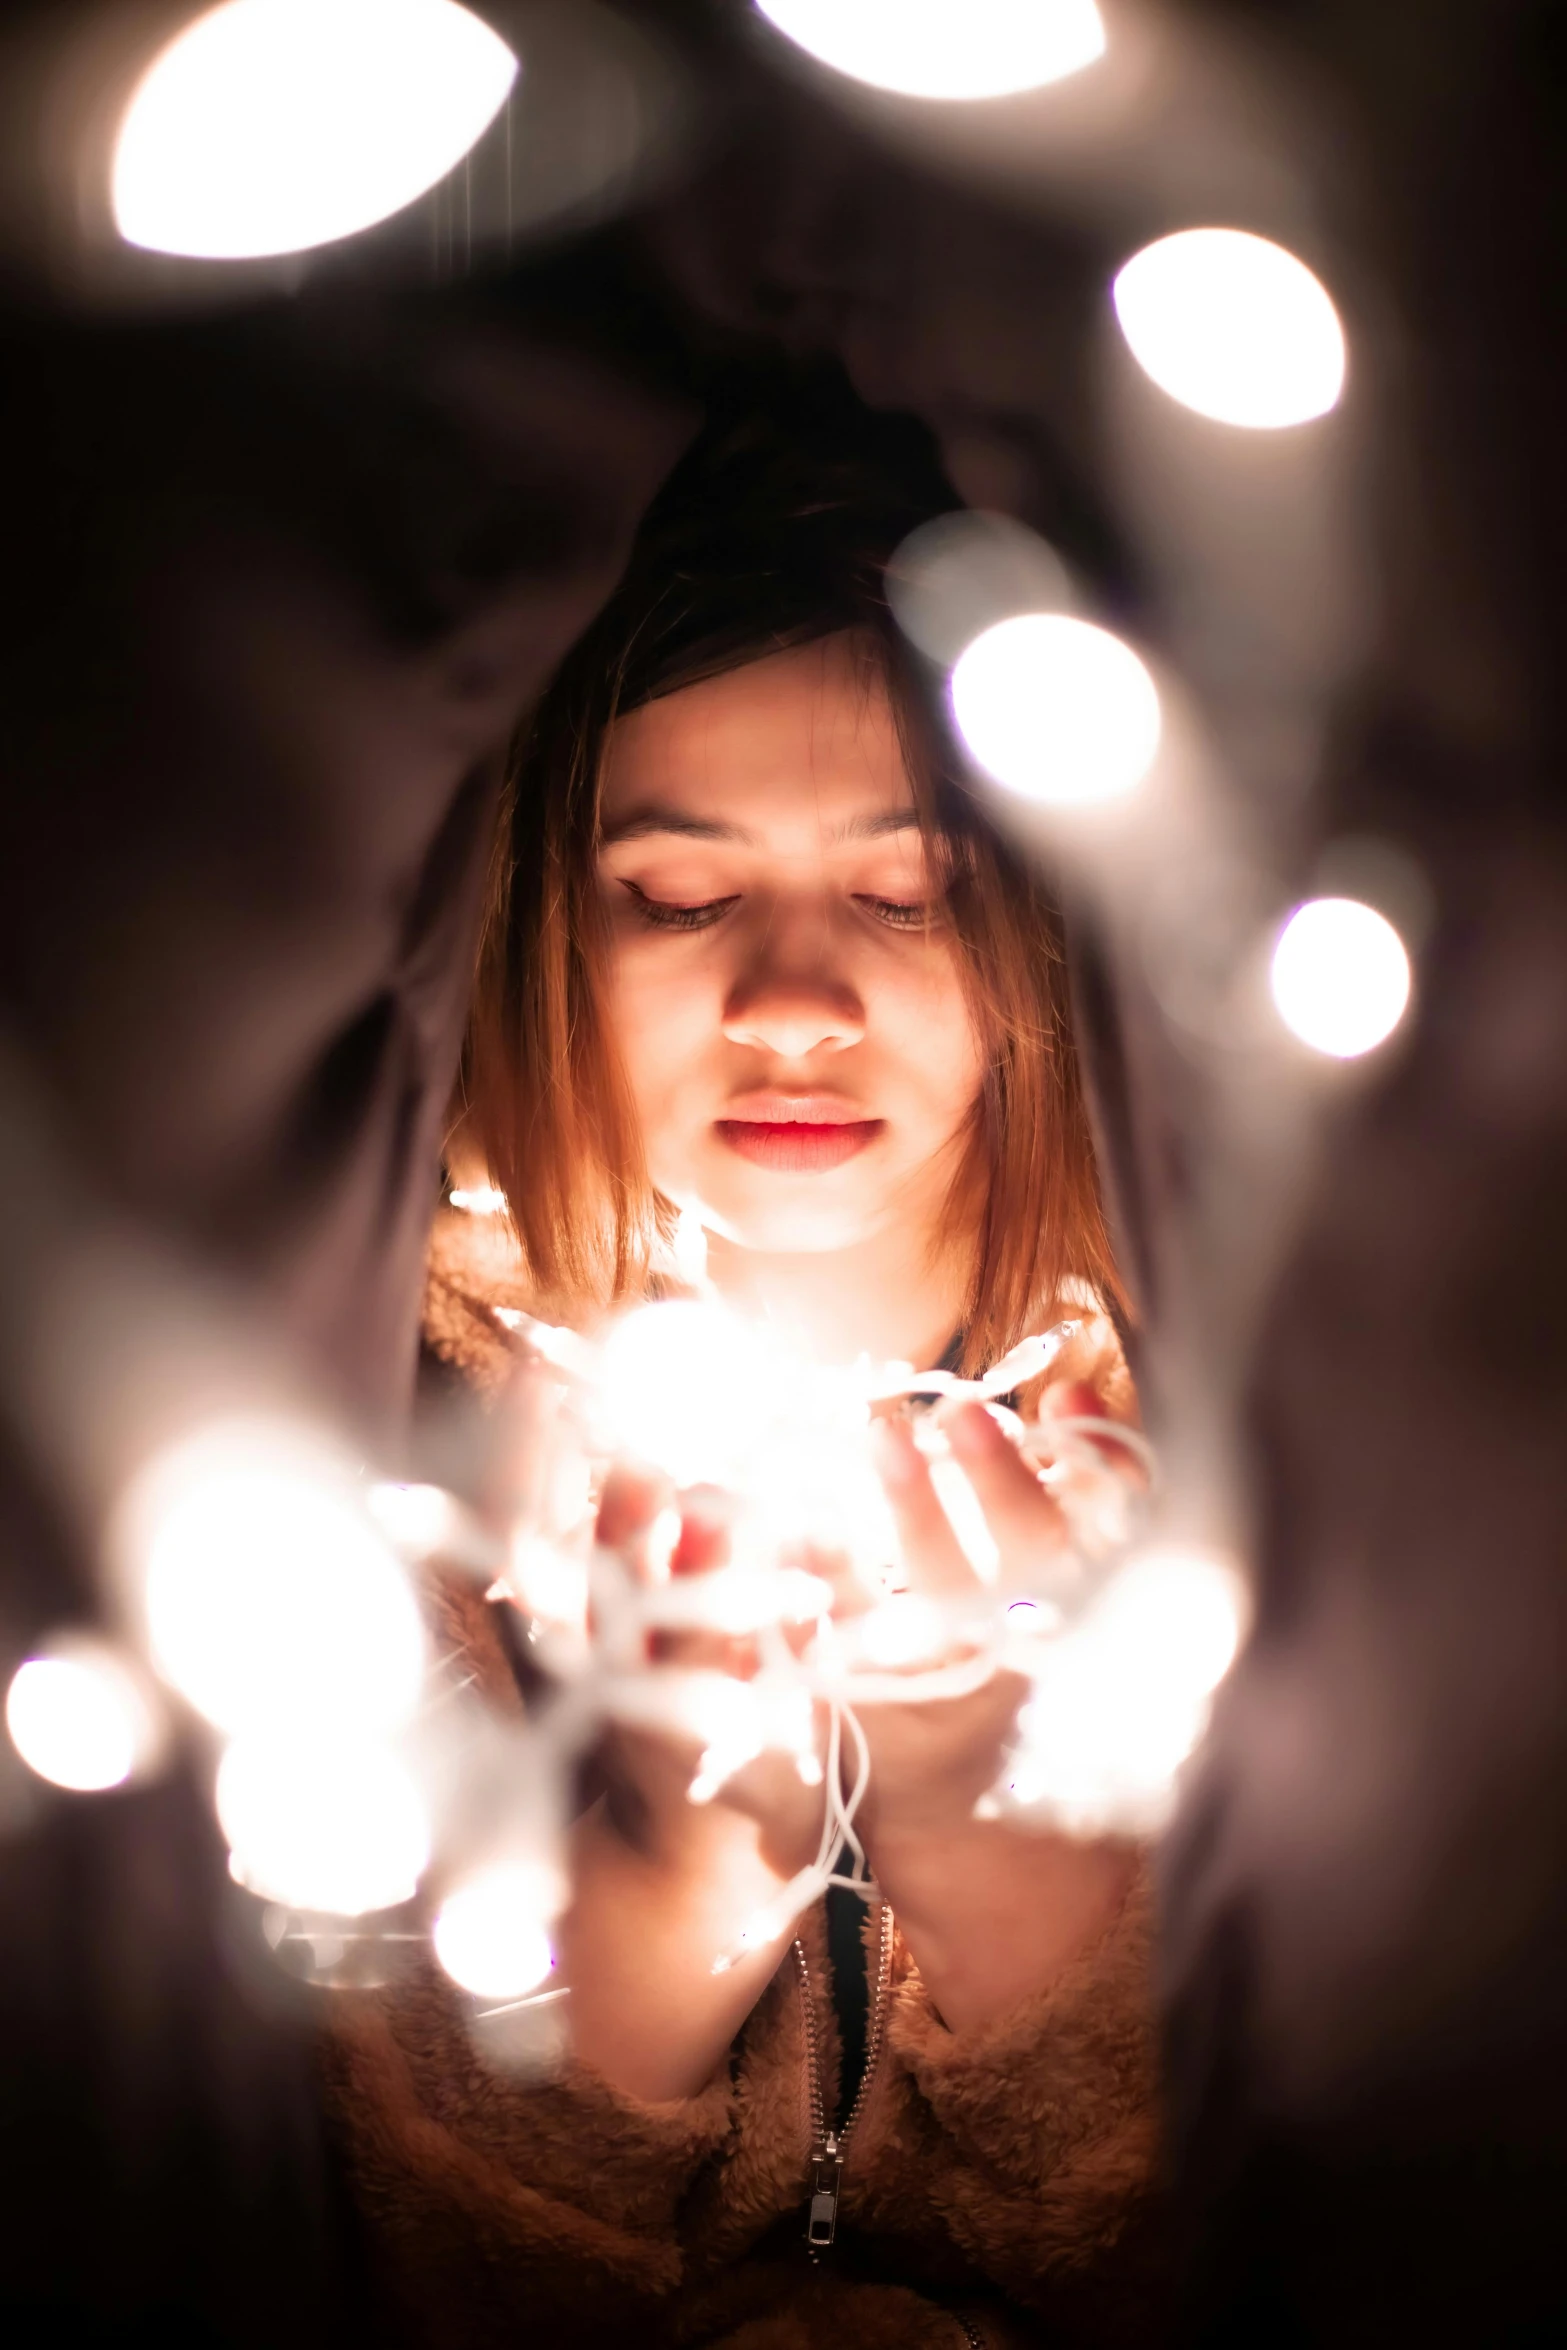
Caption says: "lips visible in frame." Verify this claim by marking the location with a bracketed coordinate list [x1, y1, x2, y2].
[715, 1095, 883, 1173]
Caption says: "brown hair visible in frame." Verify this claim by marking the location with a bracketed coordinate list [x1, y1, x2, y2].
[462, 391, 1123, 1375]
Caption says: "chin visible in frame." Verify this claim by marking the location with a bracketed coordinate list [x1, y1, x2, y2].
[697, 1176, 883, 1256]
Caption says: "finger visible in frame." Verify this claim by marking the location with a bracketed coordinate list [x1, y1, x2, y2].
[943, 1401, 1069, 1573]
[1041, 1379, 1148, 1481]
[870, 1414, 976, 1595]
[670, 1484, 734, 1575]
[596, 1472, 760, 1690]
[596, 1460, 676, 1581]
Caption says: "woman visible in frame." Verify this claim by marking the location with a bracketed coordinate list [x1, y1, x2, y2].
[326, 398, 1166, 2348]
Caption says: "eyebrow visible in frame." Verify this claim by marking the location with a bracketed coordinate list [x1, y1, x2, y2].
[599, 804, 925, 848]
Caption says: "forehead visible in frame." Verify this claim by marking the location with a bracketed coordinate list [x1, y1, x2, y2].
[599, 635, 916, 846]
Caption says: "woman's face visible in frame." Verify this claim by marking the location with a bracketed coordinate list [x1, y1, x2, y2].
[596, 634, 985, 1256]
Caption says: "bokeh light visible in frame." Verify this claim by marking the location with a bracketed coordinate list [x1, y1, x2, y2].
[1270, 896, 1412, 1058]
[1091, 1546, 1245, 1694]
[217, 1732, 430, 1913]
[448, 1185, 507, 1214]
[951, 613, 1162, 807]
[113, 0, 518, 261]
[434, 1865, 558, 1999]
[122, 1418, 425, 1738]
[1113, 228, 1346, 429]
[756, 0, 1105, 101]
[855, 1592, 949, 1670]
[5, 1642, 160, 1793]
[1004, 1545, 1246, 1832]
[366, 1480, 466, 1558]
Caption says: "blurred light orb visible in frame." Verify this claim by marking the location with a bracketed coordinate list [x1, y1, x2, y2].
[1271, 896, 1412, 1058]
[756, 0, 1105, 100]
[1091, 1545, 1247, 1698]
[218, 1732, 429, 1914]
[6, 1643, 158, 1793]
[888, 511, 1073, 671]
[1113, 229, 1346, 429]
[448, 1184, 507, 1214]
[126, 1419, 425, 1737]
[1006, 1545, 1246, 1831]
[857, 1592, 948, 1671]
[113, 0, 519, 261]
[366, 1479, 464, 1558]
[951, 614, 1162, 807]
[434, 1866, 557, 1998]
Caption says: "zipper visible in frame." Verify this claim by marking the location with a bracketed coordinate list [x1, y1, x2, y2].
[796, 1897, 894, 2255]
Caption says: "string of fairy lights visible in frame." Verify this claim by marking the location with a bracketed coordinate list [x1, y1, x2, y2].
[5, 1256, 1241, 2019]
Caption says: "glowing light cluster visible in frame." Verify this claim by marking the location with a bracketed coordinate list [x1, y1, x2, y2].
[5, 1641, 161, 1793]
[1113, 229, 1346, 430]
[1003, 1544, 1246, 1832]
[434, 1864, 560, 1999]
[594, 1299, 896, 1579]
[63, 1284, 1242, 2001]
[127, 1420, 425, 1736]
[113, 0, 518, 262]
[117, 1417, 429, 1914]
[756, 0, 1105, 102]
[1270, 896, 1412, 1059]
[217, 1731, 429, 1913]
[951, 614, 1162, 808]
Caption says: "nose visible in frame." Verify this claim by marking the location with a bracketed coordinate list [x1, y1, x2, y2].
[721, 935, 866, 1060]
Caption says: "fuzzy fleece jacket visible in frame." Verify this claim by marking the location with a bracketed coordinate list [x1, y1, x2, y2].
[319, 1212, 1170, 2350]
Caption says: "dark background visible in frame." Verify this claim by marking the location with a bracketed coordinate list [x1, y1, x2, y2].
[0, 1, 1564, 2338]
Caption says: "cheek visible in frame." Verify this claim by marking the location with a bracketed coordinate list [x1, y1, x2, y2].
[602, 943, 722, 1133]
[880, 946, 985, 1130]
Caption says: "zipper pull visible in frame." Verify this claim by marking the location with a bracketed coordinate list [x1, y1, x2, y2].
[806, 2134, 842, 2252]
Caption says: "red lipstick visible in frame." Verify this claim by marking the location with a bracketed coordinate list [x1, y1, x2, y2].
[715, 1094, 883, 1173]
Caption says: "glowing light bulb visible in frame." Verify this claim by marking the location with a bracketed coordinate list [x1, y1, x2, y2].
[1270, 897, 1412, 1059]
[5, 1642, 160, 1793]
[927, 1455, 1001, 1583]
[646, 1563, 833, 1637]
[121, 1418, 425, 1738]
[113, 0, 518, 261]
[951, 614, 1161, 807]
[856, 1592, 948, 1670]
[434, 1865, 557, 1999]
[1113, 229, 1346, 429]
[217, 1732, 429, 1914]
[508, 1534, 589, 1637]
[756, 0, 1105, 100]
[449, 1185, 508, 1215]
[366, 1480, 464, 1558]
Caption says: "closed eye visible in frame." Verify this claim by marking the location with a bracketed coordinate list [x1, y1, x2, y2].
[856, 895, 937, 931]
[621, 881, 740, 932]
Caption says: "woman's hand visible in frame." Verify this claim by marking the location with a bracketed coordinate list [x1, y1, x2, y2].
[849, 1400, 1062, 1841]
[851, 1386, 1141, 2034]
[558, 1463, 826, 2103]
[593, 1462, 825, 1885]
